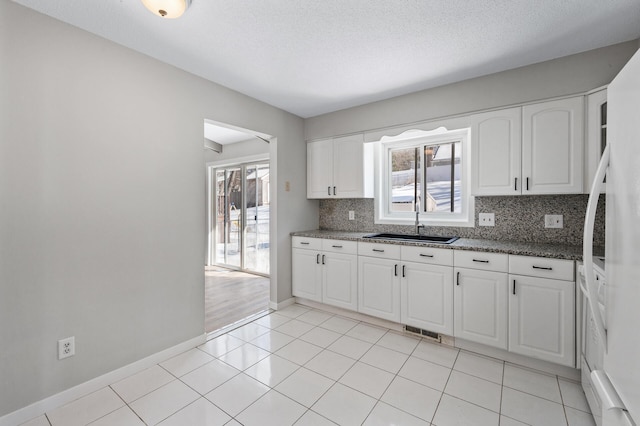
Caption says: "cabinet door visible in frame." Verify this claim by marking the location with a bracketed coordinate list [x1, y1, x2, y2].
[401, 262, 453, 335]
[292, 249, 322, 302]
[358, 256, 401, 322]
[509, 275, 575, 366]
[307, 139, 334, 198]
[522, 97, 584, 194]
[585, 89, 607, 194]
[333, 134, 367, 198]
[454, 268, 508, 349]
[471, 108, 522, 195]
[322, 252, 358, 311]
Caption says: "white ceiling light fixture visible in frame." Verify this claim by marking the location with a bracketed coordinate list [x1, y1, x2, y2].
[141, 0, 192, 18]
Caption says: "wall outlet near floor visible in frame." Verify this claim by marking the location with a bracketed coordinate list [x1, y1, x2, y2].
[58, 336, 75, 360]
[545, 214, 563, 228]
[479, 212, 495, 226]
[348, 211, 355, 221]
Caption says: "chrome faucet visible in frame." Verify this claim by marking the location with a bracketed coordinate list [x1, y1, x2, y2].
[415, 203, 424, 235]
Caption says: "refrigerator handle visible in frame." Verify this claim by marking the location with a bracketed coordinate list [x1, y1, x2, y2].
[591, 370, 627, 412]
[583, 144, 610, 349]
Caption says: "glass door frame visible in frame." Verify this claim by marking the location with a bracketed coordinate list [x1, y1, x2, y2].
[207, 159, 270, 277]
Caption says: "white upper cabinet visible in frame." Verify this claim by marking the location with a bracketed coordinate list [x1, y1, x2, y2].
[585, 88, 607, 194]
[471, 107, 522, 196]
[307, 134, 374, 199]
[471, 96, 584, 196]
[307, 138, 334, 198]
[522, 96, 584, 194]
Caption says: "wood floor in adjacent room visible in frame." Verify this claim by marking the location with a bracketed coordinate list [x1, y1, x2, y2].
[205, 267, 270, 333]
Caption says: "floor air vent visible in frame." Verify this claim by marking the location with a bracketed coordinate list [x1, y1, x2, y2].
[404, 325, 441, 343]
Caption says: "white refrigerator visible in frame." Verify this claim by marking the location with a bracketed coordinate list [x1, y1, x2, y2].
[584, 47, 640, 426]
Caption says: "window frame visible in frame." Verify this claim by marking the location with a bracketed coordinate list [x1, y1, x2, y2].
[374, 127, 474, 227]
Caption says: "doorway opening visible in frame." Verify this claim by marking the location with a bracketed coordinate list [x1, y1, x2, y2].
[204, 120, 273, 333]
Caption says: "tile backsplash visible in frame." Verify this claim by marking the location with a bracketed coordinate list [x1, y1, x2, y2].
[319, 195, 605, 246]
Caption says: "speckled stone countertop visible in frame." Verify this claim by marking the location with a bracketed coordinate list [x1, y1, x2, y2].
[291, 230, 605, 261]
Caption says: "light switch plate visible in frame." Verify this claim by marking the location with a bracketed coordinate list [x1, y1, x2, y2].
[479, 213, 495, 226]
[348, 211, 355, 220]
[545, 214, 563, 228]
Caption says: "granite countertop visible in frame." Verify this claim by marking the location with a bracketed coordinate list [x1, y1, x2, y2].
[291, 230, 604, 261]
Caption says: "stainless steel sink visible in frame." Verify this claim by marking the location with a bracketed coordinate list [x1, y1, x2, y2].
[362, 233, 459, 244]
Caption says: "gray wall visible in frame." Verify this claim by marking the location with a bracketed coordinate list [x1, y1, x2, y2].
[0, 0, 315, 416]
[305, 41, 639, 140]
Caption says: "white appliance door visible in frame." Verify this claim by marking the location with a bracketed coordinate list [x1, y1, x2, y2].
[604, 47, 640, 424]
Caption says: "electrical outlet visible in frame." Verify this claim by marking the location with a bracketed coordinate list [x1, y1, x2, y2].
[58, 337, 75, 360]
[479, 213, 495, 226]
[348, 211, 355, 220]
[545, 214, 563, 228]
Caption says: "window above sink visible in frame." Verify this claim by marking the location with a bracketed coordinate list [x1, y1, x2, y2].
[373, 125, 475, 228]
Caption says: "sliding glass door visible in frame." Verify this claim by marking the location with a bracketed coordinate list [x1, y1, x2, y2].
[212, 162, 270, 275]
[244, 163, 270, 274]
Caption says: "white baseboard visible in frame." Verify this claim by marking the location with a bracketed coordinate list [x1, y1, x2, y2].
[0, 333, 206, 426]
[269, 297, 295, 310]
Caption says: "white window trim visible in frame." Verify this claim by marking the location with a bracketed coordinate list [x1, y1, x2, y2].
[374, 127, 475, 227]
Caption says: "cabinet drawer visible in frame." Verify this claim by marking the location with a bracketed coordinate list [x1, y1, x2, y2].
[454, 250, 508, 272]
[322, 239, 358, 255]
[509, 255, 574, 281]
[292, 236, 322, 250]
[401, 246, 453, 266]
[358, 242, 401, 259]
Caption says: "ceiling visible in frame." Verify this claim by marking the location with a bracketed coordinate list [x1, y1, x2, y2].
[11, 0, 640, 118]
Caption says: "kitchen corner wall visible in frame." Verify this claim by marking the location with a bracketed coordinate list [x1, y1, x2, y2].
[319, 195, 605, 247]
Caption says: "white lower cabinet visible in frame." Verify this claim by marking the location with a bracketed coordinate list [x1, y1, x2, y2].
[357, 244, 453, 328]
[454, 267, 509, 350]
[508, 255, 576, 367]
[323, 251, 358, 311]
[358, 256, 401, 322]
[292, 247, 322, 302]
[401, 261, 453, 335]
[508, 274, 575, 366]
[292, 237, 358, 309]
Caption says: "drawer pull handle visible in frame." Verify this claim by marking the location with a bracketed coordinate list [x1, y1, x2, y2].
[328, 186, 331, 196]
[472, 259, 489, 263]
[372, 249, 385, 253]
[532, 265, 553, 271]
[514, 177, 518, 191]
[402, 265, 406, 278]
[526, 177, 530, 191]
[316, 254, 320, 264]
[300, 242, 310, 245]
[513, 279, 516, 295]
[394, 264, 398, 276]
[322, 255, 325, 265]
[333, 186, 336, 196]
[456, 271, 460, 285]
[419, 254, 434, 258]
[332, 245, 343, 248]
